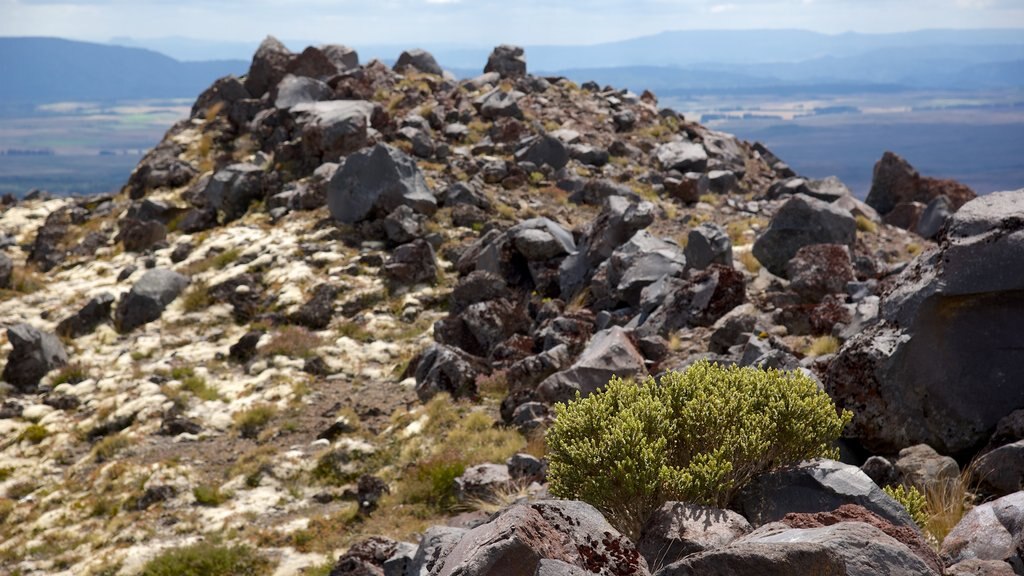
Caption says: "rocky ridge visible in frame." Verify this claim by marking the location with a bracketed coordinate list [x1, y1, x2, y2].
[0, 38, 1020, 575]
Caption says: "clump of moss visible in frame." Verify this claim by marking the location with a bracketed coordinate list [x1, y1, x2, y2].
[20, 424, 48, 445]
[193, 485, 230, 507]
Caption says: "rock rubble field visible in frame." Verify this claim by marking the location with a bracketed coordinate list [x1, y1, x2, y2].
[0, 38, 1022, 575]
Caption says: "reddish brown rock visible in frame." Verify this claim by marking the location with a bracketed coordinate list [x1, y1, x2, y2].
[866, 151, 976, 216]
[786, 244, 855, 302]
[781, 504, 943, 575]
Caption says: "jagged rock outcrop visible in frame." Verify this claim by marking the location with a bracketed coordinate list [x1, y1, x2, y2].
[826, 190, 1024, 455]
[2, 323, 68, 391]
[327, 143, 436, 223]
[752, 194, 856, 277]
[866, 151, 977, 219]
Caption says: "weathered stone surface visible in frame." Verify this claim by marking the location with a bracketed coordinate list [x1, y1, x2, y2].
[685, 223, 732, 270]
[866, 151, 977, 216]
[0, 252, 11, 289]
[780, 504, 943, 575]
[201, 163, 264, 223]
[328, 144, 436, 224]
[917, 195, 952, 239]
[244, 35, 294, 97]
[537, 326, 646, 403]
[454, 463, 512, 503]
[117, 218, 166, 252]
[894, 444, 959, 491]
[3, 324, 68, 392]
[394, 49, 443, 75]
[293, 100, 375, 164]
[274, 74, 332, 109]
[655, 141, 708, 173]
[973, 441, 1024, 497]
[638, 502, 751, 569]
[661, 521, 937, 576]
[825, 190, 1024, 455]
[485, 45, 527, 78]
[941, 491, 1024, 572]
[114, 269, 189, 333]
[56, 293, 114, 338]
[737, 459, 917, 530]
[414, 344, 487, 402]
[785, 244, 855, 302]
[946, 559, 1017, 576]
[289, 283, 339, 330]
[752, 194, 856, 277]
[516, 134, 570, 170]
[383, 239, 437, 287]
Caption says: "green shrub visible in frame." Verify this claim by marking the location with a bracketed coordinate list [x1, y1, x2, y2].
[234, 405, 277, 439]
[140, 542, 271, 576]
[884, 484, 928, 530]
[545, 360, 852, 537]
[193, 485, 230, 507]
[20, 424, 48, 444]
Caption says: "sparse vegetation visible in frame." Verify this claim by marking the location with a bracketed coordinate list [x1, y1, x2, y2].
[171, 367, 221, 401]
[5, 481, 37, 500]
[884, 484, 928, 530]
[181, 280, 213, 312]
[92, 433, 132, 463]
[806, 335, 841, 357]
[545, 361, 852, 537]
[738, 250, 762, 273]
[855, 214, 878, 233]
[234, 404, 277, 439]
[20, 424, 48, 445]
[193, 485, 230, 507]
[50, 363, 89, 386]
[260, 326, 322, 359]
[140, 541, 272, 576]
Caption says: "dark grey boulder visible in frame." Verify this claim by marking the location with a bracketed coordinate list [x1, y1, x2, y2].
[2, 324, 68, 392]
[516, 134, 570, 171]
[114, 269, 190, 333]
[638, 502, 751, 569]
[825, 190, 1024, 455]
[530, 500, 650, 575]
[752, 194, 856, 277]
[273, 74, 331, 109]
[973, 441, 1024, 497]
[941, 491, 1024, 572]
[117, 218, 166, 252]
[56, 293, 114, 338]
[284, 45, 339, 79]
[383, 239, 437, 288]
[383, 205, 423, 246]
[655, 140, 708, 173]
[454, 463, 511, 503]
[685, 223, 732, 270]
[537, 326, 646, 403]
[244, 35, 294, 97]
[604, 230, 686, 307]
[484, 45, 527, 78]
[737, 459, 917, 530]
[328, 143, 436, 224]
[201, 163, 264, 223]
[406, 526, 467, 576]
[507, 453, 547, 483]
[289, 283, 338, 330]
[657, 521, 937, 576]
[393, 49, 443, 75]
[293, 100, 375, 164]
[861, 456, 899, 489]
[320, 44, 359, 72]
[785, 244, 855, 302]
[414, 344, 487, 402]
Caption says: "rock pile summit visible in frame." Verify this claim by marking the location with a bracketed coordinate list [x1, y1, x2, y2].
[0, 38, 1020, 575]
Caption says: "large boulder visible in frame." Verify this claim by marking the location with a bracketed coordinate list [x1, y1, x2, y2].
[393, 49, 443, 76]
[56, 293, 115, 338]
[383, 239, 437, 288]
[273, 74, 332, 109]
[825, 190, 1024, 455]
[201, 163, 264, 223]
[866, 151, 977, 216]
[2, 324, 68, 392]
[484, 45, 527, 78]
[941, 491, 1024, 573]
[114, 269, 190, 333]
[537, 326, 646, 403]
[893, 444, 959, 491]
[516, 134, 570, 171]
[973, 440, 1024, 497]
[655, 141, 708, 173]
[658, 521, 937, 576]
[244, 35, 294, 97]
[293, 100, 375, 164]
[785, 244, 855, 303]
[414, 344, 488, 402]
[684, 223, 732, 270]
[752, 194, 856, 277]
[736, 459, 917, 530]
[328, 144, 436, 223]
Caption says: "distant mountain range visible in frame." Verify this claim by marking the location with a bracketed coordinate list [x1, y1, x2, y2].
[0, 37, 246, 104]
[1, 30, 1023, 104]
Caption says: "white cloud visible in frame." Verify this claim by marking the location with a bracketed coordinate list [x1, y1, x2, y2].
[709, 3, 738, 13]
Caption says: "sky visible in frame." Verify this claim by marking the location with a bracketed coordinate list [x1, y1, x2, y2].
[1, 0, 1022, 46]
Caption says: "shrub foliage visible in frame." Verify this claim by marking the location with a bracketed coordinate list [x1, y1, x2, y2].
[545, 360, 852, 536]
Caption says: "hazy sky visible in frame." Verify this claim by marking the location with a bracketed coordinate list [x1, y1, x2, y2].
[1, 0, 1022, 46]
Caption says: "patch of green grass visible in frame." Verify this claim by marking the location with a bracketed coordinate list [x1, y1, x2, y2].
[193, 485, 230, 507]
[234, 405, 277, 439]
[20, 424, 48, 444]
[0, 467, 13, 481]
[140, 542, 272, 576]
[337, 321, 374, 343]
